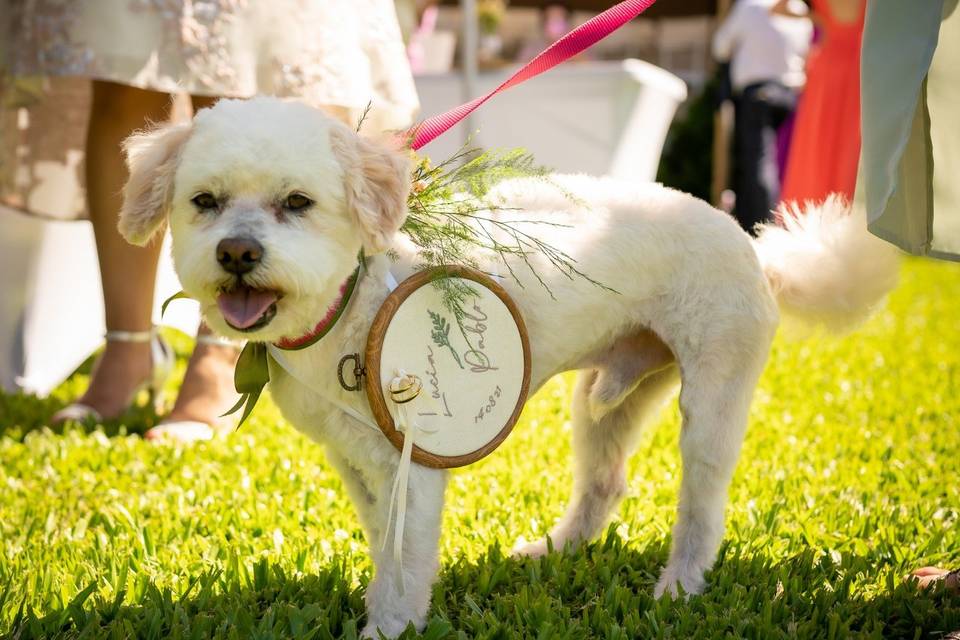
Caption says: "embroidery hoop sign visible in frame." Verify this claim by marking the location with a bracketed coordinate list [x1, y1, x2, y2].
[364, 266, 531, 469]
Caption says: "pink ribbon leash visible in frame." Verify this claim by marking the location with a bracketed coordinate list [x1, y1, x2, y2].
[408, 0, 659, 151]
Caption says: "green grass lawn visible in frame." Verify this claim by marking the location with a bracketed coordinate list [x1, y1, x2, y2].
[2, 258, 959, 639]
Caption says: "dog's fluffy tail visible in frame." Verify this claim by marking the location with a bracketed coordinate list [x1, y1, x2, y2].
[752, 194, 900, 333]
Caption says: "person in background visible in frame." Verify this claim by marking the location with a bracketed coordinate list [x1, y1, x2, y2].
[1, 0, 418, 442]
[780, 0, 865, 205]
[405, 1, 440, 74]
[518, 3, 573, 63]
[712, 0, 812, 234]
[857, 3, 958, 632]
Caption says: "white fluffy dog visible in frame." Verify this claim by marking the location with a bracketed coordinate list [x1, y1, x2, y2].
[119, 98, 899, 637]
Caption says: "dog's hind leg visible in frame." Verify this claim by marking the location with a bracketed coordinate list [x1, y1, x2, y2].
[515, 362, 679, 558]
[654, 320, 774, 598]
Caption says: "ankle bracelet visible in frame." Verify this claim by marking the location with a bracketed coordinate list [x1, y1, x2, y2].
[196, 333, 244, 349]
[104, 328, 156, 343]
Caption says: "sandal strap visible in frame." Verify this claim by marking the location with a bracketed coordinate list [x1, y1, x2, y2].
[196, 333, 244, 348]
[105, 328, 156, 343]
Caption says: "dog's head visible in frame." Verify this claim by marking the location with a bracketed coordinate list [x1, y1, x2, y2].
[119, 98, 410, 342]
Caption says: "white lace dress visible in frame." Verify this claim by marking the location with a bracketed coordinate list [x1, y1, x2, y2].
[0, 0, 419, 221]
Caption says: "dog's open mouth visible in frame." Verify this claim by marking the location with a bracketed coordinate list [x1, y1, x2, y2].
[217, 284, 282, 332]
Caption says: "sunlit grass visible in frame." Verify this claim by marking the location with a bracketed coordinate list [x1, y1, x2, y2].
[1, 258, 959, 638]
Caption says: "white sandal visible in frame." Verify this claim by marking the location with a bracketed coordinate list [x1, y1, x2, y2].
[145, 333, 243, 443]
[52, 328, 174, 424]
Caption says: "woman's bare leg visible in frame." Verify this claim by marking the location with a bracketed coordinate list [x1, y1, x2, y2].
[151, 94, 240, 438]
[70, 80, 171, 419]
[912, 567, 960, 592]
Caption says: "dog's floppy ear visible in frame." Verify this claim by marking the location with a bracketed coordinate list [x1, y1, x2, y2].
[329, 124, 411, 253]
[119, 120, 193, 246]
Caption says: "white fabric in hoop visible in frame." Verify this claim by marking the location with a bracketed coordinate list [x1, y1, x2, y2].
[375, 275, 526, 456]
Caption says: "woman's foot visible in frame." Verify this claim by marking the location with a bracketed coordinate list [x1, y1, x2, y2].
[52, 333, 159, 423]
[912, 568, 960, 640]
[911, 567, 960, 592]
[146, 337, 240, 443]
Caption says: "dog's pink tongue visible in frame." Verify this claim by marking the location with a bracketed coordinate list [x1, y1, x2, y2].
[217, 288, 278, 329]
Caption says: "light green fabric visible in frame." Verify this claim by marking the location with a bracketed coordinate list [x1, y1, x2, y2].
[859, 0, 960, 260]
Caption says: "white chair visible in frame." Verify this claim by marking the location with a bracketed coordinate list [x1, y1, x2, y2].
[413, 59, 687, 181]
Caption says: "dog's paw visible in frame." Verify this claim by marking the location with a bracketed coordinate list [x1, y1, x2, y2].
[511, 536, 551, 559]
[361, 619, 409, 640]
[654, 564, 706, 600]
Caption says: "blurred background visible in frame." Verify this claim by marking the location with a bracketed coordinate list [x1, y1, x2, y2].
[2, 0, 817, 402]
[396, 0, 720, 195]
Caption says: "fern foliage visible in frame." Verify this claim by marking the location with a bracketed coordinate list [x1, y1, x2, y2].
[401, 144, 612, 313]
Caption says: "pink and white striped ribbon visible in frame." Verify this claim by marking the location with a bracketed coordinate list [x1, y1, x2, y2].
[409, 0, 660, 151]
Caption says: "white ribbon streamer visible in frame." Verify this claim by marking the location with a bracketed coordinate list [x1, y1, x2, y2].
[380, 369, 437, 594]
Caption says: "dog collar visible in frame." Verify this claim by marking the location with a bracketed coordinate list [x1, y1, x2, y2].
[273, 265, 361, 351]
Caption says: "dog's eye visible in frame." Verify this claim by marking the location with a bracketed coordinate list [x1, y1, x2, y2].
[284, 193, 313, 212]
[192, 192, 218, 210]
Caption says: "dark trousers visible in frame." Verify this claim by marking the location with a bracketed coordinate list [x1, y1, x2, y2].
[733, 82, 796, 234]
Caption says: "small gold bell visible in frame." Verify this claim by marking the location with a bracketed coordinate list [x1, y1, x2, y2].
[389, 373, 422, 404]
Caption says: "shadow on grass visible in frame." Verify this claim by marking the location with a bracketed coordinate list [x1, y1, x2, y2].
[0, 329, 198, 441]
[0, 375, 162, 441]
[6, 529, 960, 639]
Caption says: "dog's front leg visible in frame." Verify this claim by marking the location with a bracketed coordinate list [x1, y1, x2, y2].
[328, 448, 447, 638]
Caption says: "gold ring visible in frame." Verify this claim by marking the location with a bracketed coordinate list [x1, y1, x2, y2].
[389, 374, 422, 404]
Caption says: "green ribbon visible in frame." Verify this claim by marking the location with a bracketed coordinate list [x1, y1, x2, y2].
[161, 291, 190, 319]
[223, 342, 270, 427]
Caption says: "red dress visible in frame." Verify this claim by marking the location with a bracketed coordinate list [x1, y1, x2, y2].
[780, 0, 865, 205]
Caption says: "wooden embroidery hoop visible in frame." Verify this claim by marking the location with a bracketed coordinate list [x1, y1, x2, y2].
[364, 266, 532, 469]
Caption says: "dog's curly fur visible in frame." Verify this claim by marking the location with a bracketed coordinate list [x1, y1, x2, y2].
[120, 98, 899, 638]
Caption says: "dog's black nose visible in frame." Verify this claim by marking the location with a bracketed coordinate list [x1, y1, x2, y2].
[217, 237, 263, 275]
